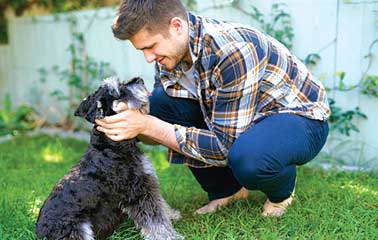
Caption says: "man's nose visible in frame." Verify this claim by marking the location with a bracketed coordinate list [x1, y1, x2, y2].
[143, 50, 156, 63]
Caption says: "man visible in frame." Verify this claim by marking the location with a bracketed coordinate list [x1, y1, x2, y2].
[96, 0, 330, 217]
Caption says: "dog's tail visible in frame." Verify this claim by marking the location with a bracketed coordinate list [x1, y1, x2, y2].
[79, 222, 95, 240]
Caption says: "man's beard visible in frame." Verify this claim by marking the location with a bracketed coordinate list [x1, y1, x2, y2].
[176, 45, 191, 70]
[161, 41, 190, 71]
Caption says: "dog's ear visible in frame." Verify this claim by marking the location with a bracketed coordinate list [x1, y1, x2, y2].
[119, 77, 149, 114]
[126, 77, 144, 87]
[128, 78, 149, 111]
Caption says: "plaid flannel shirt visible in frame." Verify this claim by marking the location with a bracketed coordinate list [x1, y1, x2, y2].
[154, 12, 331, 168]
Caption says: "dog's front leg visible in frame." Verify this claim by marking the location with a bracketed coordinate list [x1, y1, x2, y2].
[140, 155, 181, 221]
[125, 188, 183, 239]
[161, 198, 181, 221]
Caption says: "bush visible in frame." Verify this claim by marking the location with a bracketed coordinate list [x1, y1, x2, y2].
[0, 94, 36, 136]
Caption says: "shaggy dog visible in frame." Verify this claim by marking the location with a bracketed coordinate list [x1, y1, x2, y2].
[36, 77, 182, 240]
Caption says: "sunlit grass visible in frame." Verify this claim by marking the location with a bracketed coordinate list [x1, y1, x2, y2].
[0, 134, 377, 239]
[341, 181, 378, 196]
[42, 146, 64, 163]
[28, 197, 43, 219]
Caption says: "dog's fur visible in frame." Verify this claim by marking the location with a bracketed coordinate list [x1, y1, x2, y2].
[36, 77, 182, 240]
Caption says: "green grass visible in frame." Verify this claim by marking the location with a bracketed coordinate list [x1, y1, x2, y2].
[0, 135, 377, 239]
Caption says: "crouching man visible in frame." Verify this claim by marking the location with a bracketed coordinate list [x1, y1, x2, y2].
[96, 0, 330, 217]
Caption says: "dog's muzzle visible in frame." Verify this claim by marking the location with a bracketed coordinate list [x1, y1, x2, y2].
[96, 101, 105, 119]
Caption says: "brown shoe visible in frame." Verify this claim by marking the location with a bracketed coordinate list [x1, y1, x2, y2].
[195, 187, 249, 215]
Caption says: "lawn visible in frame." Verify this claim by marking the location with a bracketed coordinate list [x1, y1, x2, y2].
[0, 134, 377, 239]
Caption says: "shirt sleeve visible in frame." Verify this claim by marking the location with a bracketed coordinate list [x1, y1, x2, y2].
[174, 42, 267, 166]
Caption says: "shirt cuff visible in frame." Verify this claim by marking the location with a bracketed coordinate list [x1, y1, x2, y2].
[173, 124, 227, 167]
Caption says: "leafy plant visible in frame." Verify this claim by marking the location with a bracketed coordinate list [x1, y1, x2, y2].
[0, 0, 117, 44]
[0, 9, 7, 43]
[183, 0, 197, 10]
[334, 71, 358, 91]
[303, 54, 370, 136]
[0, 94, 36, 136]
[39, 18, 115, 129]
[231, 1, 295, 50]
[328, 98, 367, 136]
[361, 74, 378, 97]
[324, 72, 368, 136]
[304, 53, 321, 68]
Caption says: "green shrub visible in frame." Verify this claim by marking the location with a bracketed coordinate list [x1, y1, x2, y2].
[361, 74, 378, 98]
[328, 98, 367, 136]
[0, 94, 36, 136]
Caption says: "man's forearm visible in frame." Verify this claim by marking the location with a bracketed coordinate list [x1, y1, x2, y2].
[140, 115, 181, 153]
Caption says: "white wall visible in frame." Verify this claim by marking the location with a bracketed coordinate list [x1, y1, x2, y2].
[0, 0, 377, 165]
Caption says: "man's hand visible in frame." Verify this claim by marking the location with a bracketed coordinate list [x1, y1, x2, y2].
[96, 101, 181, 153]
[95, 102, 149, 141]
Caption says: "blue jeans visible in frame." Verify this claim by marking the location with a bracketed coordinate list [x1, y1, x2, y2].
[149, 86, 329, 203]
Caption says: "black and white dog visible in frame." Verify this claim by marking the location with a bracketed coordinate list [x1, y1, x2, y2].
[36, 77, 182, 240]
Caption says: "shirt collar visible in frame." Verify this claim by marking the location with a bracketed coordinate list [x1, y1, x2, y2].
[188, 12, 202, 62]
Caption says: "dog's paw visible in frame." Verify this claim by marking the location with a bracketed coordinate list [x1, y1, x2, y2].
[161, 199, 182, 221]
[167, 208, 182, 221]
[141, 224, 183, 240]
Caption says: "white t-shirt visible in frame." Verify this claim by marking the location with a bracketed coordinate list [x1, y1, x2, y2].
[178, 64, 198, 97]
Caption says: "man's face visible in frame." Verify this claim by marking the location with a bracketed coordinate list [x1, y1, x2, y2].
[129, 18, 190, 71]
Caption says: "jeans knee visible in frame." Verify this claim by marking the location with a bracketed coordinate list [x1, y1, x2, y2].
[149, 86, 206, 128]
[228, 146, 262, 188]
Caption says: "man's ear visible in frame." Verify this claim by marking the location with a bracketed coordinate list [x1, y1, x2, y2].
[169, 17, 185, 35]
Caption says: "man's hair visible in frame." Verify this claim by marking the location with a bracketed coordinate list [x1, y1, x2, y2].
[112, 0, 187, 40]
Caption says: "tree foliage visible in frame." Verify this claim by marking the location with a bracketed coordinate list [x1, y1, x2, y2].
[0, 0, 115, 44]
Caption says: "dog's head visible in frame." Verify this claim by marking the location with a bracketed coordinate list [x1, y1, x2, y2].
[74, 76, 149, 123]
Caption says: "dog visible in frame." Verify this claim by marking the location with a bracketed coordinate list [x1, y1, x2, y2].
[36, 77, 182, 240]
